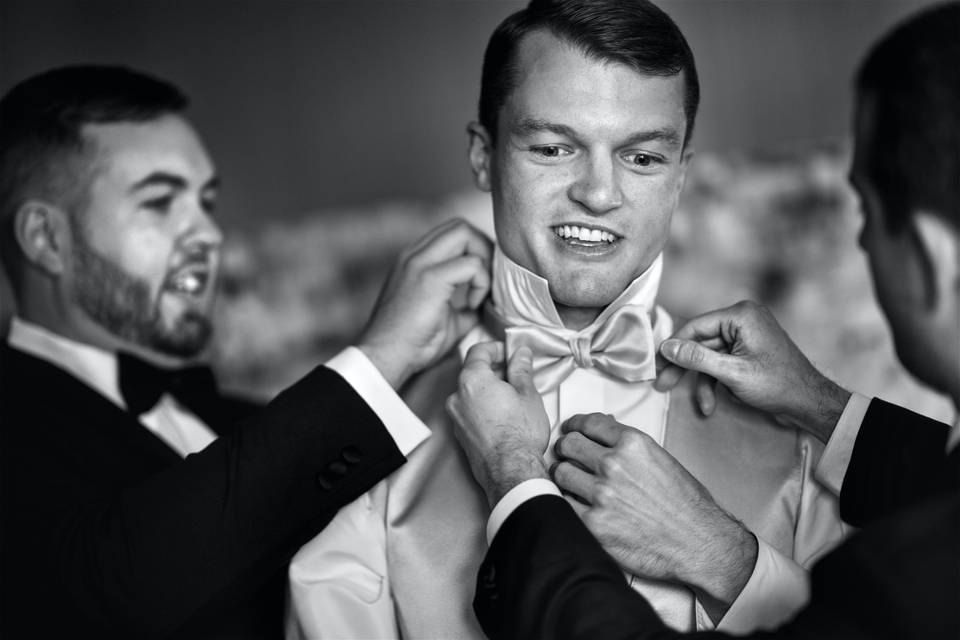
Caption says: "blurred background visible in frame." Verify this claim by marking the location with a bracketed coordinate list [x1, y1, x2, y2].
[0, 0, 953, 421]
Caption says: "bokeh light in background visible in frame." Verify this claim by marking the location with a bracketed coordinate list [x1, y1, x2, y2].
[0, 0, 953, 421]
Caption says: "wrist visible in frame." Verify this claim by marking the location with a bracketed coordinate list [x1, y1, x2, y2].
[783, 374, 851, 443]
[357, 341, 415, 391]
[483, 449, 548, 509]
[684, 517, 757, 622]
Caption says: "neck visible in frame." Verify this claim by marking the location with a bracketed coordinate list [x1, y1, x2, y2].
[555, 302, 603, 331]
[17, 293, 190, 369]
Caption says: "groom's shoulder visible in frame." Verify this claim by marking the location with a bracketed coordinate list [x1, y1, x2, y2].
[400, 350, 462, 430]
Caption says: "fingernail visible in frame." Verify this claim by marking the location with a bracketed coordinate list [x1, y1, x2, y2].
[660, 339, 679, 360]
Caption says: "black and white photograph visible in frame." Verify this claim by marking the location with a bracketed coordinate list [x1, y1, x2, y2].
[0, 1, 957, 638]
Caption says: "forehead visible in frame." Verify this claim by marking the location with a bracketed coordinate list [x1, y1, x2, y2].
[81, 115, 214, 185]
[502, 30, 687, 140]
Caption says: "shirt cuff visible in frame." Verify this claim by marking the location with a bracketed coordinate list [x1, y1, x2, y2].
[815, 392, 871, 497]
[709, 536, 809, 633]
[325, 346, 430, 457]
[486, 478, 562, 545]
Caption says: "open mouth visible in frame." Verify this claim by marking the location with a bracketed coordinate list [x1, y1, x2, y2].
[552, 224, 620, 244]
[165, 266, 211, 297]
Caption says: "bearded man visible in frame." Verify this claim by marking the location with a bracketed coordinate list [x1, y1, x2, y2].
[0, 65, 491, 638]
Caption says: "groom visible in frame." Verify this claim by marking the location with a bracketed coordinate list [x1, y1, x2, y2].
[288, 1, 845, 636]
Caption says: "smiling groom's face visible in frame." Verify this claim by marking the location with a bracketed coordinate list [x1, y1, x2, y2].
[469, 30, 691, 311]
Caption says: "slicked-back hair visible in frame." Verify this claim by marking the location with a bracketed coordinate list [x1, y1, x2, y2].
[478, 0, 699, 147]
[855, 2, 960, 232]
[0, 65, 188, 286]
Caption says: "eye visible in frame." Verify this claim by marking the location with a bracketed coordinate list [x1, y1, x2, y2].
[531, 145, 571, 159]
[629, 153, 656, 167]
[142, 195, 174, 213]
[201, 195, 218, 215]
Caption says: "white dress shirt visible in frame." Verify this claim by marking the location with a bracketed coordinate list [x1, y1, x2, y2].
[7, 317, 430, 458]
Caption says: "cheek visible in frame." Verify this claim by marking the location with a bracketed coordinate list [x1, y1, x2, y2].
[492, 161, 558, 251]
[112, 227, 174, 286]
[624, 178, 679, 248]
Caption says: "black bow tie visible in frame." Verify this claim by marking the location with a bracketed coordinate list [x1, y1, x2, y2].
[117, 352, 218, 416]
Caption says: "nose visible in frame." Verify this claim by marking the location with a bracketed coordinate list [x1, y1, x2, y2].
[567, 155, 622, 215]
[181, 204, 224, 256]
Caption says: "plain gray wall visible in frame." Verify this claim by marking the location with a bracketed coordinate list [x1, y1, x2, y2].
[0, 0, 937, 231]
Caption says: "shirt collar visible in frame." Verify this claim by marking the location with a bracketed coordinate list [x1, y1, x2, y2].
[490, 244, 664, 331]
[7, 317, 125, 408]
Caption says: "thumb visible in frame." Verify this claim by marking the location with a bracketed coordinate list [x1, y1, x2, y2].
[506, 346, 536, 394]
[659, 338, 738, 384]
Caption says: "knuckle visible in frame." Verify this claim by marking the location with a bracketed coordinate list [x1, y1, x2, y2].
[594, 484, 617, 508]
[554, 435, 567, 457]
[737, 299, 759, 318]
[553, 461, 573, 485]
[599, 454, 622, 478]
[619, 429, 647, 454]
[586, 412, 607, 425]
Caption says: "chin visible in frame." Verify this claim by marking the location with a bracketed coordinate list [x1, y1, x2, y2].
[549, 279, 622, 311]
[150, 311, 214, 359]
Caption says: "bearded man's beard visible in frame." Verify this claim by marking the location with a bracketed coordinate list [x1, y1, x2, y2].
[70, 225, 213, 358]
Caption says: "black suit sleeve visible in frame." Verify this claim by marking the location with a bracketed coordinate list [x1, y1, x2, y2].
[475, 494, 672, 640]
[7, 364, 405, 638]
[840, 398, 955, 526]
[475, 492, 960, 640]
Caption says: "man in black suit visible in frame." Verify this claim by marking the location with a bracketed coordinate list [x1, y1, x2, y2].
[446, 3, 959, 638]
[0, 66, 492, 638]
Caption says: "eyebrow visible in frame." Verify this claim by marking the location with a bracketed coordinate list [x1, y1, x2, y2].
[129, 172, 220, 193]
[512, 117, 682, 150]
[621, 128, 682, 150]
[512, 118, 579, 140]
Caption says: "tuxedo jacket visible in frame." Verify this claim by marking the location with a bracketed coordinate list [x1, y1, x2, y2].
[0, 344, 405, 639]
[475, 398, 960, 640]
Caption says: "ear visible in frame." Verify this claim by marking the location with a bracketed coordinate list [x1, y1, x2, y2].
[909, 209, 958, 315]
[467, 122, 493, 192]
[675, 145, 695, 198]
[13, 200, 71, 277]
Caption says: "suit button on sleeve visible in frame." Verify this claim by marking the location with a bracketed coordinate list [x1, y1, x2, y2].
[315, 472, 334, 491]
[341, 445, 362, 463]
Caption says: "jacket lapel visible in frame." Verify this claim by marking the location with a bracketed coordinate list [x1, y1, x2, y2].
[2, 345, 184, 467]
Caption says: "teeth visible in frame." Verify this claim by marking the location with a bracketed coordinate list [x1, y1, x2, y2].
[554, 225, 617, 243]
[171, 272, 203, 294]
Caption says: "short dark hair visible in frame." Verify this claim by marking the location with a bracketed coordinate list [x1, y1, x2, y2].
[0, 65, 188, 285]
[855, 2, 960, 232]
[478, 0, 700, 146]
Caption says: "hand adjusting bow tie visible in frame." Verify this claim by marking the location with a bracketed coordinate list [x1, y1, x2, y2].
[489, 303, 658, 394]
[117, 351, 218, 416]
